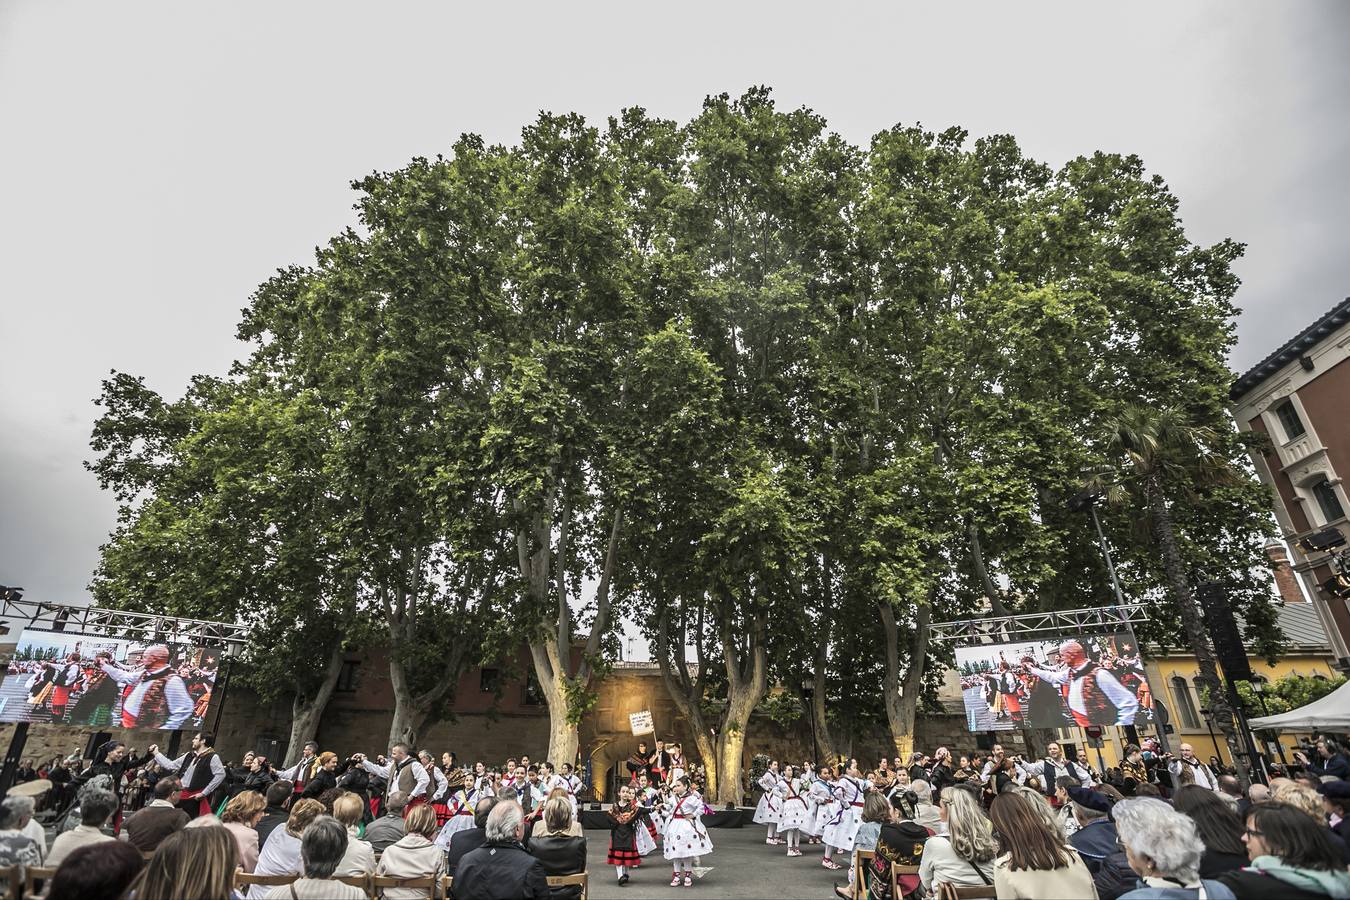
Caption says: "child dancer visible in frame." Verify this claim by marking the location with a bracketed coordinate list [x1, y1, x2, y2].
[821, 761, 871, 869]
[752, 760, 784, 844]
[799, 764, 822, 844]
[608, 785, 644, 885]
[663, 775, 712, 888]
[810, 765, 843, 869]
[776, 765, 811, 857]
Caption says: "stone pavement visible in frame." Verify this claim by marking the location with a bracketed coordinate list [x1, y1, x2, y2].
[584, 822, 846, 900]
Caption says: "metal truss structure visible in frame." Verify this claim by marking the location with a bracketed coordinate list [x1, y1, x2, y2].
[930, 604, 1150, 645]
[0, 598, 250, 653]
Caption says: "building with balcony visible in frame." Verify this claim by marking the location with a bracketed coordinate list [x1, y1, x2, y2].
[1231, 296, 1350, 667]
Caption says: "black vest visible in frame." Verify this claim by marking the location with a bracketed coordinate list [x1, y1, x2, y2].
[182, 750, 217, 792]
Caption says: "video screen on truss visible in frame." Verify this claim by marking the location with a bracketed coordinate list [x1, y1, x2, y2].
[955, 631, 1153, 732]
[0, 627, 221, 730]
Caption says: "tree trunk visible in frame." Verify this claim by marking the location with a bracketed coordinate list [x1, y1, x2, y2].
[808, 638, 839, 763]
[387, 650, 418, 749]
[1147, 479, 1250, 788]
[879, 599, 932, 760]
[715, 713, 751, 807]
[288, 644, 345, 757]
[967, 520, 1012, 617]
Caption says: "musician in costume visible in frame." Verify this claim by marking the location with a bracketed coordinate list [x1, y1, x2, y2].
[1023, 640, 1139, 726]
[69, 652, 121, 726]
[663, 775, 712, 888]
[150, 731, 226, 818]
[98, 644, 194, 729]
[752, 760, 784, 843]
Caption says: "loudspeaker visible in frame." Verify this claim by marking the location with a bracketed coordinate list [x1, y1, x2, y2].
[1197, 582, 1253, 682]
[85, 731, 113, 760]
[1300, 528, 1347, 554]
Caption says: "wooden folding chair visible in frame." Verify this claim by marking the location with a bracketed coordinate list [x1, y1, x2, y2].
[547, 872, 589, 900]
[335, 872, 372, 898]
[0, 866, 18, 900]
[890, 863, 921, 900]
[371, 874, 438, 900]
[850, 849, 876, 900]
[235, 871, 300, 893]
[23, 866, 57, 899]
[936, 883, 997, 900]
[441, 874, 453, 898]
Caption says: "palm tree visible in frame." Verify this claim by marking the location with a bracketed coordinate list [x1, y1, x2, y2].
[1093, 405, 1250, 788]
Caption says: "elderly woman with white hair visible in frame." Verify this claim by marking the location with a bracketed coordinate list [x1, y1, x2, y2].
[1113, 797, 1235, 899]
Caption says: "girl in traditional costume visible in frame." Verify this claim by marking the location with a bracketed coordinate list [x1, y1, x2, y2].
[663, 775, 712, 888]
[752, 760, 784, 844]
[821, 762, 871, 868]
[607, 785, 645, 885]
[776, 765, 812, 857]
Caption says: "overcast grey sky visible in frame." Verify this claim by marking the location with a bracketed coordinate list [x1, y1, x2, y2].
[2, 1, 1348, 609]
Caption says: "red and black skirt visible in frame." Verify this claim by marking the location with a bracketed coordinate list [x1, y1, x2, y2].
[431, 801, 451, 826]
[607, 843, 642, 866]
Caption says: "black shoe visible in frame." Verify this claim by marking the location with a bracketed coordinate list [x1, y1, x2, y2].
[619, 873, 630, 885]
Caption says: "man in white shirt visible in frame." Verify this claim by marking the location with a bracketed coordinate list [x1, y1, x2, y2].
[99, 645, 194, 729]
[1167, 742, 1220, 791]
[281, 741, 320, 800]
[1020, 741, 1094, 794]
[357, 743, 429, 808]
[978, 744, 1030, 784]
[1023, 641, 1139, 727]
[149, 732, 226, 817]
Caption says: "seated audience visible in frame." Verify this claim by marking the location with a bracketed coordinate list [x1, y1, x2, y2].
[131, 825, 240, 900]
[255, 779, 294, 846]
[918, 783, 996, 894]
[366, 790, 409, 854]
[1056, 775, 1082, 836]
[452, 799, 549, 900]
[989, 789, 1096, 899]
[1173, 785, 1248, 876]
[377, 803, 447, 899]
[333, 791, 376, 875]
[220, 788, 268, 872]
[0, 796, 42, 866]
[1067, 786, 1119, 872]
[266, 815, 366, 899]
[446, 796, 498, 876]
[121, 776, 190, 852]
[909, 779, 944, 833]
[1322, 781, 1350, 842]
[46, 787, 116, 866]
[1113, 797, 1232, 899]
[251, 798, 326, 900]
[1217, 801, 1350, 899]
[1274, 781, 1350, 865]
[528, 796, 587, 900]
[531, 790, 583, 838]
[47, 840, 145, 900]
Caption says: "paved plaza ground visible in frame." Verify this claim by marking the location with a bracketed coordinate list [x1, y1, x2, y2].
[583, 821, 846, 900]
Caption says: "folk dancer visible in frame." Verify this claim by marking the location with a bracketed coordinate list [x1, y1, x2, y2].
[280, 741, 320, 802]
[45, 654, 83, 722]
[798, 764, 823, 844]
[809, 765, 842, 864]
[69, 652, 121, 726]
[650, 740, 673, 786]
[608, 785, 647, 885]
[419, 751, 452, 826]
[149, 731, 225, 818]
[752, 761, 784, 844]
[776, 765, 812, 857]
[1022, 640, 1139, 726]
[520, 766, 547, 827]
[668, 743, 687, 784]
[1024, 646, 1069, 728]
[98, 644, 194, 729]
[663, 775, 712, 887]
[357, 743, 429, 813]
[821, 762, 870, 868]
[540, 761, 577, 820]
[562, 763, 584, 813]
[434, 768, 479, 849]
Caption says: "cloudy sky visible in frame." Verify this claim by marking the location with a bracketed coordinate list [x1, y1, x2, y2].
[2, 1, 1348, 609]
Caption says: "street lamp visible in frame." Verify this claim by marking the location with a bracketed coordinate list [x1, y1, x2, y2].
[802, 677, 819, 764]
[1249, 676, 1289, 768]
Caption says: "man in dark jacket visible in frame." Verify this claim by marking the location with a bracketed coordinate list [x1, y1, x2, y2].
[446, 796, 497, 876]
[452, 799, 549, 900]
[367, 791, 410, 854]
[254, 779, 293, 846]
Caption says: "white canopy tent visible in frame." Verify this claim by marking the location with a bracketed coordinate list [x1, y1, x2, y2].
[1248, 678, 1350, 731]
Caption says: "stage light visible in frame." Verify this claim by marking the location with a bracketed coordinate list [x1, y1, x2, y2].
[0, 586, 23, 603]
[1299, 528, 1346, 554]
